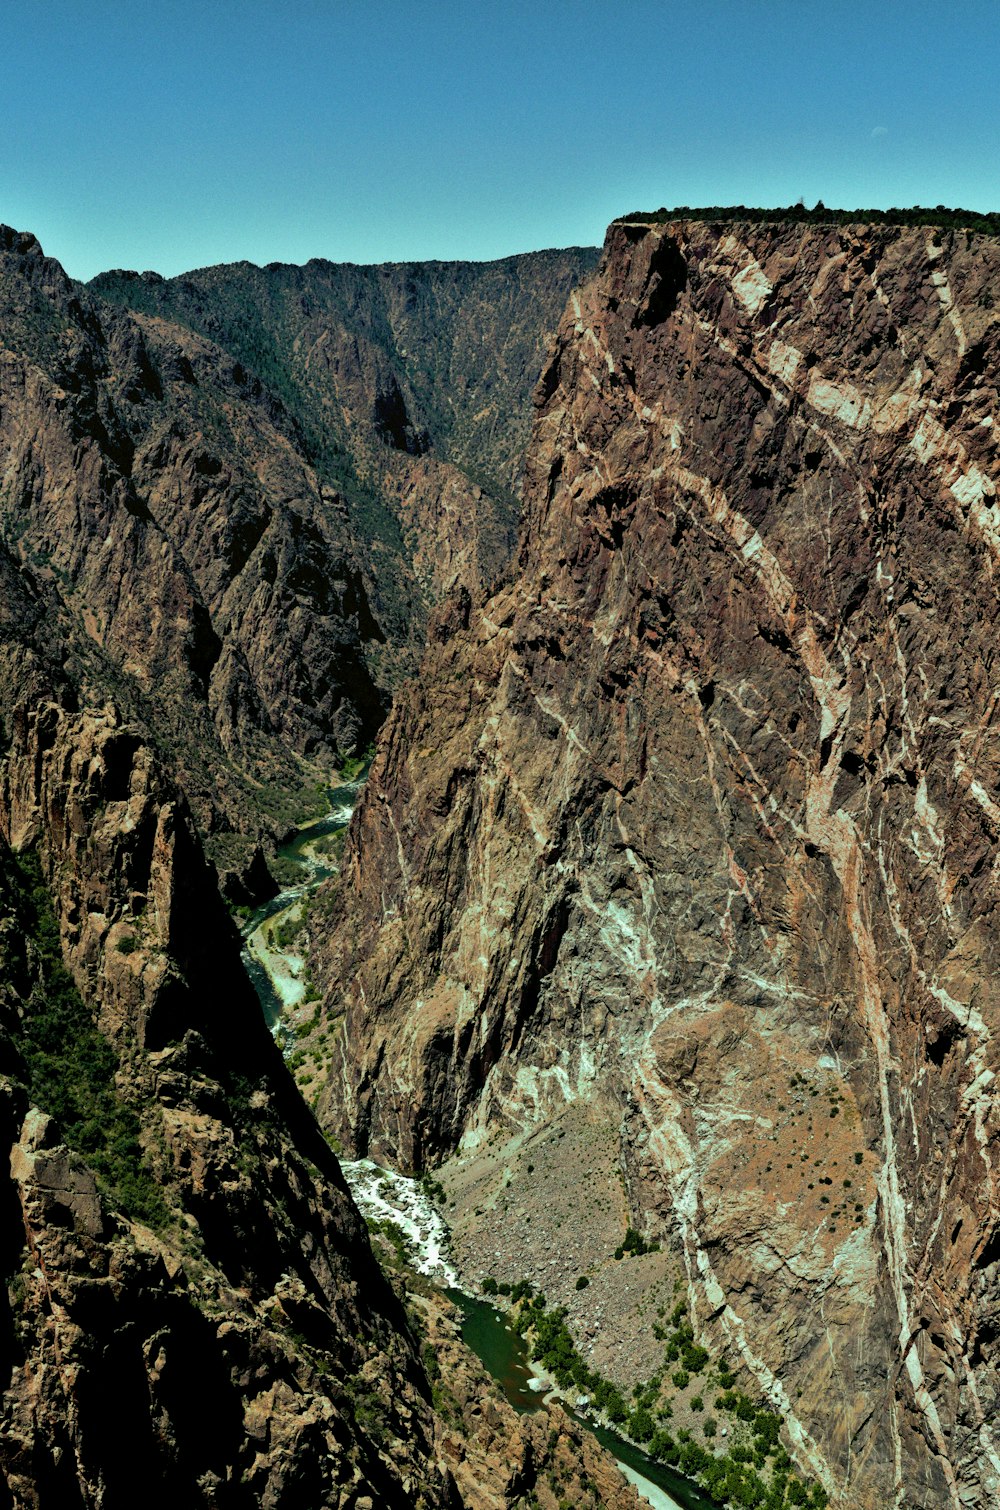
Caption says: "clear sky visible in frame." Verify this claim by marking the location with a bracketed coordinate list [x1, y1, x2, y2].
[2, 0, 997, 281]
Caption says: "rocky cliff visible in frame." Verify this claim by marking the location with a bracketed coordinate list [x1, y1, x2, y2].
[0, 222, 388, 887]
[92, 248, 600, 683]
[0, 699, 641, 1509]
[312, 218, 1000, 1507]
[0, 224, 639, 1510]
[1, 227, 596, 883]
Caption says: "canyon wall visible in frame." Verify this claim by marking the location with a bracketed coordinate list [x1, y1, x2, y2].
[314, 218, 1000, 1507]
[92, 246, 600, 685]
[0, 682, 639, 1509]
[0, 227, 637, 1510]
[1, 226, 596, 880]
[0, 223, 385, 880]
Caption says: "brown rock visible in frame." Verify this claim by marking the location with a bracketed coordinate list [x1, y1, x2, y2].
[315, 219, 1000, 1507]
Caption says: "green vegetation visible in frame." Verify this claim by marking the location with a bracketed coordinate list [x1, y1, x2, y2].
[421, 1172, 447, 1205]
[614, 1225, 660, 1260]
[271, 906, 307, 951]
[339, 742, 376, 782]
[615, 202, 1000, 238]
[365, 1215, 409, 1267]
[481, 1278, 828, 1510]
[5, 848, 167, 1227]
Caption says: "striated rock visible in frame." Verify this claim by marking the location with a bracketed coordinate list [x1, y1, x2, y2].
[0, 679, 639, 1508]
[314, 219, 1000, 1506]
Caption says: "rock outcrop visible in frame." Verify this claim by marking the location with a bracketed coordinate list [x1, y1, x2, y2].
[0, 701, 449, 1507]
[0, 224, 597, 888]
[313, 218, 1000, 1507]
[0, 223, 387, 877]
[92, 248, 600, 683]
[0, 563, 639, 1509]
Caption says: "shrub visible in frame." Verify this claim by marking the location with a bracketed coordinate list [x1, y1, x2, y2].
[9, 850, 167, 1227]
[620, 1225, 660, 1257]
[629, 1406, 655, 1442]
[575, 1275, 590, 1290]
[652, 1430, 679, 1464]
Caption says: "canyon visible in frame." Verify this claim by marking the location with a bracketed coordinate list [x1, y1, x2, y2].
[4, 206, 1000, 1509]
[0, 223, 640, 1509]
[309, 217, 1000, 1508]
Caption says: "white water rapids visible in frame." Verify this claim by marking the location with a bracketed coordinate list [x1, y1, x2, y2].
[340, 1158, 459, 1285]
[243, 776, 681, 1510]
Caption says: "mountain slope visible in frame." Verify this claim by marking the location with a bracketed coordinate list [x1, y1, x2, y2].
[0, 327, 639, 1510]
[0, 678, 639, 1510]
[0, 221, 641, 1510]
[0, 223, 389, 888]
[310, 217, 1000, 1507]
[92, 247, 600, 681]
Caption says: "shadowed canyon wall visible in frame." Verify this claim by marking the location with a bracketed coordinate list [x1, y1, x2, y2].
[0, 225, 596, 886]
[92, 247, 600, 687]
[0, 225, 637, 1510]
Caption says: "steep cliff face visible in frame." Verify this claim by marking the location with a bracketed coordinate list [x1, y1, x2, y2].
[0, 700, 442, 1507]
[0, 556, 639, 1510]
[0, 224, 387, 878]
[313, 219, 1000, 1507]
[92, 248, 600, 681]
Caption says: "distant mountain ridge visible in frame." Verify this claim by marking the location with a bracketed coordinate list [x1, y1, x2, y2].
[91, 246, 601, 685]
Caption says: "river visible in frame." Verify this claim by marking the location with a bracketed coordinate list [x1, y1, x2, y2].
[245, 779, 717, 1510]
[241, 778, 362, 1033]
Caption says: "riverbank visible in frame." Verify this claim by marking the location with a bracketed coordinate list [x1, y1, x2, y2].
[240, 787, 723, 1510]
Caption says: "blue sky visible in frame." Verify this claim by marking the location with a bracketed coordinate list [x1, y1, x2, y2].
[2, 0, 997, 280]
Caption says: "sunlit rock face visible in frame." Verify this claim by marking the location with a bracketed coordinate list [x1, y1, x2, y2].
[315, 217, 1000, 1507]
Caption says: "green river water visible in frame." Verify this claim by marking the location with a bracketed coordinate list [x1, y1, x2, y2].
[248, 788, 720, 1510]
[448, 1292, 721, 1510]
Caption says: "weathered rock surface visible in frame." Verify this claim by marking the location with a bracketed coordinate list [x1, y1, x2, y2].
[0, 620, 638, 1508]
[0, 700, 446, 1506]
[92, 248, 600, 684]
[0, 222, 388, 871]
[0, 223, 598, 890]
[0, 223, 639, 1509]
[314, 219, 1000, 1507]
